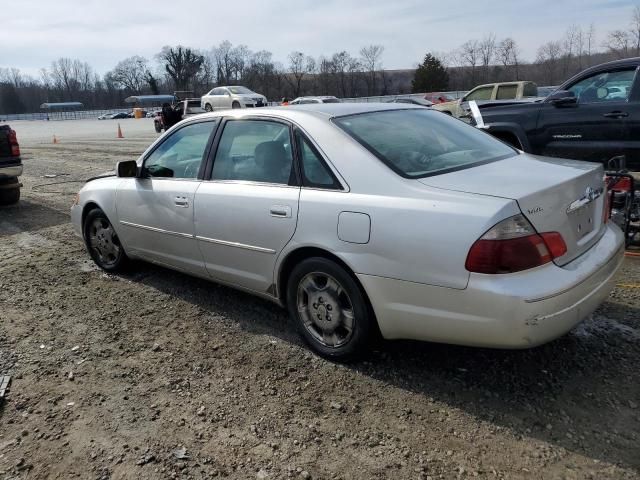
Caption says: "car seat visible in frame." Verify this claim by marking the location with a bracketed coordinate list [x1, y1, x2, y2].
[254, 141, 292, 184]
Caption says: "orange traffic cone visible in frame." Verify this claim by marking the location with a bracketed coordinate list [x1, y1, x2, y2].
[52, 134, 58, 144]
[117, 123, 124, 139]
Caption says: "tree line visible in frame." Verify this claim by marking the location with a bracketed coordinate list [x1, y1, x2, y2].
[1, 4, 639, 114]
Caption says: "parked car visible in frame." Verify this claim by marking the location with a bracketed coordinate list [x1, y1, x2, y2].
[424, 92, 456, 104]
[71, 104, 624, 360]
[470, 57, 640, 170]
[387, 97, 433, 107]
[434, 81, 539, 117]
[0, 125, 22, 205]
[289, 96, 341, 105]
[201, 86, 267, 111]
[98, 112, 128, 120]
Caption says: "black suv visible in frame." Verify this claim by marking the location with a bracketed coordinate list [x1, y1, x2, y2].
[475, 57, 639, 170]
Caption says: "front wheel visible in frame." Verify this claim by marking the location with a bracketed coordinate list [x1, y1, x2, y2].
[83, 208, 129, 272]
[154, 121, 162, 133]
[287, 257, 376, 361]
[204, 103, 213, 112]
[232, 101, 241, 109]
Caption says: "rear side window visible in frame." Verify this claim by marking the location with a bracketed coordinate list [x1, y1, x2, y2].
[523, 83, 538, 97]
[496, 84, 518, 100]
[334, 109, 516, 178]
[212, 120, 295, 185]
[295, 130, 340, 189]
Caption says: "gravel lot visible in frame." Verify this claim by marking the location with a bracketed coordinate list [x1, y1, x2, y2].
[1, 118, 639, 479]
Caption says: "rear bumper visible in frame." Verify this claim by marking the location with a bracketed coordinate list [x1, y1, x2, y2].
[359, 223, 625, 348]
[0, 164, 22, 178]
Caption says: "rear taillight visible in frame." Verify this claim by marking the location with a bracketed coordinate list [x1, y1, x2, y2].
[465, 214, 567, 274]
[8, 129, 20, 157]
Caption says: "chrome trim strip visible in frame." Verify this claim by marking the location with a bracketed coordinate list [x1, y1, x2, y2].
[195, 235, 276, 254]
[119, 221, 194, 239]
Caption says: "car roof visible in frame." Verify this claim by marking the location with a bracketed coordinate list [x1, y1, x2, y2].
[560, 57, 640, 89]
[187, 102, 419, 122]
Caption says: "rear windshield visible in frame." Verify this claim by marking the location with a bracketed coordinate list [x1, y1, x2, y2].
[334, 109, 516, 178]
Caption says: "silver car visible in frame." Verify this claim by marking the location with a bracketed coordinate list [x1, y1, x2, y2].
[71, 104, 625, 360]
[201, 86, 267, 111]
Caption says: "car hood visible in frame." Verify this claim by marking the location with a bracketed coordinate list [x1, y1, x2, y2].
[418, 153, 607, 266]
[433, 100, 459, 110]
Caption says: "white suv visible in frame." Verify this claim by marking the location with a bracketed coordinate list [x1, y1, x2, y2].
[201, 86, 267, 111]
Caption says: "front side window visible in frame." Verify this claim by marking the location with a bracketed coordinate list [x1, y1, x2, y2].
[465, 86, 494, 101]
[295, 131, 339, 189]
[569, 69, 635, 103]
[334, 109, 516, 178]
[143, 121, 216, 179]
[212, 120, 294, 185]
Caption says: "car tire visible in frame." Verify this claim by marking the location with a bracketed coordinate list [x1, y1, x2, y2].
[232, 101, 241, 109]
[287, 257, 376, 361]
[0, 178, 20, 206]
[204, 103, 213, 112]
[154, 121, 162, 133]
[83, 208, 129, 273]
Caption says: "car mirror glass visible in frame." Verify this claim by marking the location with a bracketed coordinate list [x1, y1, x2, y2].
[116, 160, 138, 178]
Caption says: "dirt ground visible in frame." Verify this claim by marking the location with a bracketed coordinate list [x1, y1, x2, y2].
[1, 118, 639, 480]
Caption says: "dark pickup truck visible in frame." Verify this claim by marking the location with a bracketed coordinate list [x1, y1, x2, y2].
[0, 124, 22, 205]
[473, 57, 639, 171]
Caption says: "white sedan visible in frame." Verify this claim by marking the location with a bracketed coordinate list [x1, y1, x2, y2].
[201, 86, 267, 111]
[71, 104, 624, 360]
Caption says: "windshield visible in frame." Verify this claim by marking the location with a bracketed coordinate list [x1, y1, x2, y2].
[228, 86, 254, 95]
[321, 98, 341, 103]
[334, 109, 516, 178]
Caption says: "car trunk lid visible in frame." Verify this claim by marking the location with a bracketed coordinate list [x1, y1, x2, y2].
[418, 154, 606, 266]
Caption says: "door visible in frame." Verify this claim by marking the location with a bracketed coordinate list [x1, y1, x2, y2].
[115, 120, 218, 275]
[536, 67, 636, 163]
[194, 118, 300, 293]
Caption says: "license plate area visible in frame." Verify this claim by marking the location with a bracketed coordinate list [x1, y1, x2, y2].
[568, 204, 595, 238]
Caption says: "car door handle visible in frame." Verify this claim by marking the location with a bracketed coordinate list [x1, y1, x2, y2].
[174, 196, 189, 208]
[603, 111, 629, 119]
[270, 205, 292, 218]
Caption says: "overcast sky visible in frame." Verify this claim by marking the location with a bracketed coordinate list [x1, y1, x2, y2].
[1, 0, 636, 76]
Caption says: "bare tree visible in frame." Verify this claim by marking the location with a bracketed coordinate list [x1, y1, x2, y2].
[604, 30, 632, 58]
[459, 40, 480, 84]
[231, 44, 251, 81]
[586, 23, 597, 58]
[109, 56, 148, 92]
[479, 34, 496, 81]
[359, 45, 384, 95]
[287, 51, 315, 97]
[497, 38, 520, 80]
[536, 41, 562, 84]
[212, 40, 234, 85]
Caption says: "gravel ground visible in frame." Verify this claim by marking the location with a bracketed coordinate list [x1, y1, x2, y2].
[0, 119, 639, 480]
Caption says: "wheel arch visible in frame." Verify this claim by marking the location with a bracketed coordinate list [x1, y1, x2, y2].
[276, 245, 381, 334]
[484, 123, 531, 152]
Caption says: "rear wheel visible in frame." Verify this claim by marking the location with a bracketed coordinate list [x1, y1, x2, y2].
[287, 257, 375, 360]
[204, 103, 213, 112]
[232, 101, 241, 109]
[0, 178, 20, 206]
[154, 121, 162, 133]
[83, 208, 129, 272]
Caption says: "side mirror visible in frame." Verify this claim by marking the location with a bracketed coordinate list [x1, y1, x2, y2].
[117, 160, 138, 178]
[547, 90, 577, 106]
